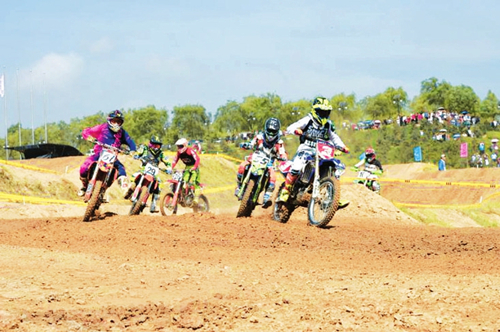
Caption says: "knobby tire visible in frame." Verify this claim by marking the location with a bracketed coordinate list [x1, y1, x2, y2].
[160, 192, 176, 216]
[307, 177, 340, 228]
[83, 179, 103, 222]
[236, 178, 256, 218]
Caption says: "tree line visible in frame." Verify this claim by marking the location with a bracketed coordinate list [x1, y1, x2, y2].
[1, 76, 500, 161]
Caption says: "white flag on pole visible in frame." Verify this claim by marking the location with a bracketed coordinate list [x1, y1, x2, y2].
[0, 74, 4, 98]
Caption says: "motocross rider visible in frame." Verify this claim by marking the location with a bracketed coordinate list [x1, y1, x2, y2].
[354, 147, 383, 193]
[124, 135, 172, 213]
[277, 97, 350, 208]
[171, 138, 202, 205]
[78, 110, 136, 197]
[235, 117, 288, 209]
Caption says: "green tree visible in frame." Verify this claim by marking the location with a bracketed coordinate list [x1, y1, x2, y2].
[479, 90, 499, 118]
[168, 104, 210, 143]
[125, 105, 168, 145]
[445, 85, 480, 113]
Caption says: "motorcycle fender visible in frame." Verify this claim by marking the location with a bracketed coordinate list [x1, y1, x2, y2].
[145, 174, 155, 182]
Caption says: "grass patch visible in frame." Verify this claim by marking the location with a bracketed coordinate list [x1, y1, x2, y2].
[398, 207, 453, 227]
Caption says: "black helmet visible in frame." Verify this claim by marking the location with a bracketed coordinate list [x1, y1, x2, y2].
[148, 135, 163, 156]
[264, 117, 281, 143]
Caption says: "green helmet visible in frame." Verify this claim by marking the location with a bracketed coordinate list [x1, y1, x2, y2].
[148, 135, 163, 156]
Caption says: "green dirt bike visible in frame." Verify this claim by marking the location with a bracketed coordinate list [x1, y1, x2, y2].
[351, 165, 383, 194]
[236, 150, 277, 218]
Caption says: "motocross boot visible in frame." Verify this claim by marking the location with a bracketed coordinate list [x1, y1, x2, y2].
[150, 194, 160, 213]
[262, 183, 275, 209]
[338, 199, 350, 209]
[117, 175, 129, 194]
[234, 174, 243, 197]
[277, 173, 297, 203]
[78, 176, 88, 197]
[123, 182, 136, 200]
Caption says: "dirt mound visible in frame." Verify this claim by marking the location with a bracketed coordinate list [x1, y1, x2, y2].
[0, 212, 499, 331]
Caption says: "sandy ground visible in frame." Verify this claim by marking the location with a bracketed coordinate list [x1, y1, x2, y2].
[1, 158, 500, 331]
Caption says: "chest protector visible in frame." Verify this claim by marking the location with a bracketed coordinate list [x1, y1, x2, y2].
[300, 119, 331, 148]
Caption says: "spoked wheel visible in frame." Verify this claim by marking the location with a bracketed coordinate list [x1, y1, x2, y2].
[236, 179, 256, 218]
[160, 193, 177, 216]
[271, 182, 294, 223]
[83, 180, 103, 222]
[193, 194, 210, 213]
[129, 186, 148, 215]
[307, 178, 340, 228]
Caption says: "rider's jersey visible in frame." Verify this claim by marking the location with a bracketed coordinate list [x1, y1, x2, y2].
[135, 144, 171, 168]
[171, 147, 200, 169]
[355, 158, 383, 172]
[244, 132, 287, 162]
[82, 123, 136, 155]
[286, 114, 347, 153]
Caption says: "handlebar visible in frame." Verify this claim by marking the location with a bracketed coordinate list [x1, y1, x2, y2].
[92, 139, 130, 154]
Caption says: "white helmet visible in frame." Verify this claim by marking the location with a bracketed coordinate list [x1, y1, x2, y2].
[175, 138, 188, 153]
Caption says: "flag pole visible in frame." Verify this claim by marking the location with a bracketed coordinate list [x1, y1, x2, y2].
[30, 70, 34, 145]
[3, 68, 8, 160]
[43, 72, 47, 143]
[16, 69, 21, 148]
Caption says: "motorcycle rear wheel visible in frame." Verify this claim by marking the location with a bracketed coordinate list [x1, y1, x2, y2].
[308, 177, 340, 228]
[160, 192, 177, 216]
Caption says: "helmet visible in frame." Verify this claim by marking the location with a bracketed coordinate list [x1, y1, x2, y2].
[107, 110, 125, 132]
[148, 135, 163, 156]
[365, 147, 376, 163]
[311, 97, 332, 126]
[264, 117, 281, 143]
[175, 138, 188, 154]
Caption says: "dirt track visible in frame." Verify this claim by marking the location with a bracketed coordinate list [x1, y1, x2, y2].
[1, 207, 499, 331]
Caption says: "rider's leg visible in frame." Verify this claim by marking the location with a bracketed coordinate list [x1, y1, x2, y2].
[124, 173, 139, 199]
[150, 187, 160, 213]
[235, 160, 248, 196]
[115, 161, 129, 194]
[262, 167, 276, 208]
[78, 155, 97, 196]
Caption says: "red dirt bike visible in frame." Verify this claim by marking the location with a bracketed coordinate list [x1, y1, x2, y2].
[273, 139, 346, 228]
[159, 170, 210, 216]
[83, 140, 130, 222]
[128, 156, 169, 215]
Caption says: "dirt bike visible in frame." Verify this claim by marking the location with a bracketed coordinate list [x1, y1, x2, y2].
[236, 150, 277, 218]
[128, 156, 169, 215]
[82, 140, 129, 222]
[351, 164, 382, 194]
[272, 139, 346, 228]
[159, 169, 209, 216]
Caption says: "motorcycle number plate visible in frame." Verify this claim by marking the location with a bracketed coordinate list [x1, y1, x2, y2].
[144, 163, 159, 176]
[252, 151, 270, 165]
[100, 149, 116, 163]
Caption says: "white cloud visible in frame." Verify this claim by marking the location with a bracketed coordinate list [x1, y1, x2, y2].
[19, 53, 84, 90]
[89, 37, 115, 54]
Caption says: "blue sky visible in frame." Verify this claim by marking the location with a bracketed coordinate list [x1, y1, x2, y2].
[1, 0, 500, 131]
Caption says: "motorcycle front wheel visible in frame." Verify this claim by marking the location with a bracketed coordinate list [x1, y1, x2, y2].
[129, 186, 148, 215]
[307, 177, 340, 228]
[193, 194, 210, 213]
[160, 192, 177, 216]
[83, 179, 103, 222]
[271, 182, 294, 223]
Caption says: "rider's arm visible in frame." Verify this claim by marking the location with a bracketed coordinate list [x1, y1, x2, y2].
[122, 129, 137, 152]
[329, 130, 348, 152]
[82, 123, 105, 141]
[374, 159, 383, 172]
[161, 153, 172, 169]
[285, 116, 310, 135]
[354, 159, 364, 169]
[171, 152, 180, 170]
[190, 149, 201, 170]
